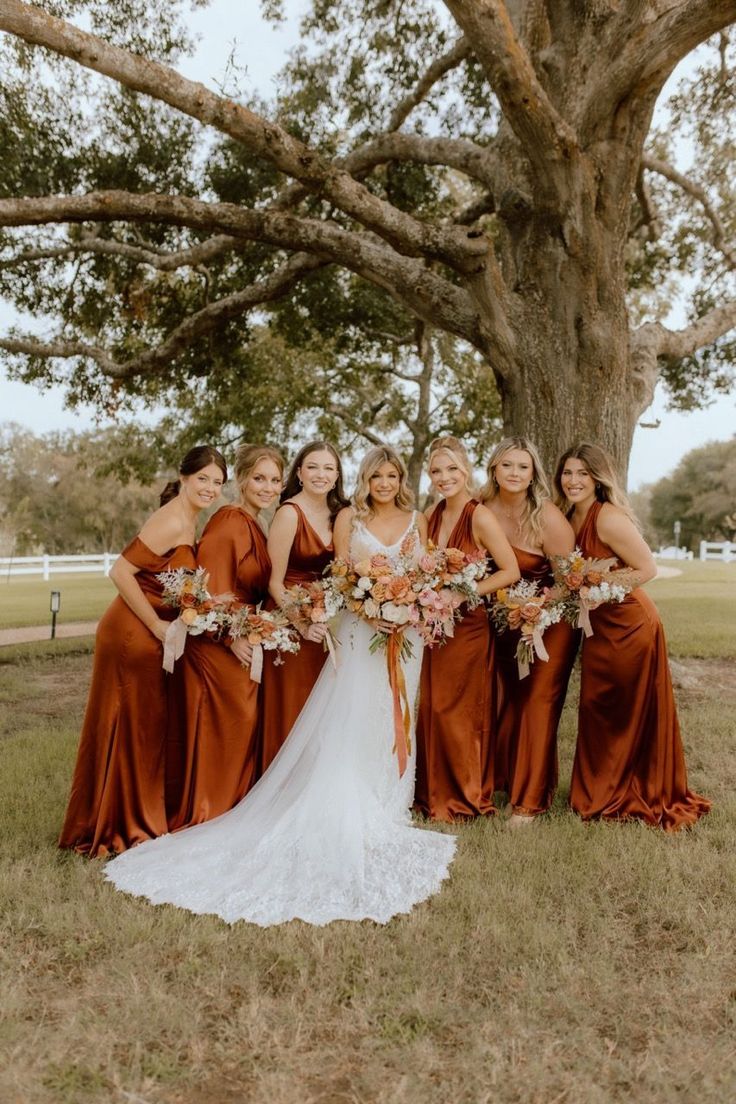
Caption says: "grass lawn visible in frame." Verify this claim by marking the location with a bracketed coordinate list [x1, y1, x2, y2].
[0, 566, 734, 1103]
[0, 574, 115, 629]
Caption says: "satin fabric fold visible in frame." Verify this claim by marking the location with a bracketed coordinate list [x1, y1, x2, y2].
[415, 500, 496, 821]
[59, 537, 196, 857]
[259, 502, 333, 774]
[494, 548, 579, 816]
[570, 501, 710, 830]
[165, 506, 271, 831]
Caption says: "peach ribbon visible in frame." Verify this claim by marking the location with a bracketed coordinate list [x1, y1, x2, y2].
[324, 629, 338, 669]
[248, 642, 264, 683]
[162, 616, 187, 673]
[577, 601, 594, 637]
[386, 631, 411, 777]
[518, 627, 550, 679]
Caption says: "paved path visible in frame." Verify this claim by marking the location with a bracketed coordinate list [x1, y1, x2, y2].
[0, 621, 98, 647]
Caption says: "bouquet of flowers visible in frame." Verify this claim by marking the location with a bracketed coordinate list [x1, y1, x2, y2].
[227, 603, 301, 682]
[156, 566, 235, 672]
[489, 579, 564, 678]
[551, 549, 634, 636]
[281, 577, 344, 667]
[413, 542, 489, 646]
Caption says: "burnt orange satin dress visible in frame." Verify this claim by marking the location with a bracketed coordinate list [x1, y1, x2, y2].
[415, 500, 496, 821]
[494, 549, 579, 815]
[166, 506, 271, 831]
[259, 502, 332, 773]
[570, 501, 710, 830]
[59, 537, 196, 857]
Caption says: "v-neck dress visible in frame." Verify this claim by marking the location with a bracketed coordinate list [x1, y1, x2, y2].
[414, 499, 496, 821]
[59, 536, 196, 857]
[570, 501, 710, 830]
[259, 502, 333, 773]
[165, 506, 272, 831]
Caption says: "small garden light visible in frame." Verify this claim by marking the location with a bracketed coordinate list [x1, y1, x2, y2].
[50, 589, 61, 639]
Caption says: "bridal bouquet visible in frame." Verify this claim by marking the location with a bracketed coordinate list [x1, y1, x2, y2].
[551, 549, 634, 636]
[281, 577, 344, 666]
[227, 603, 301, 682]
[489, 579, 564, 679]
[156, 566, 235, 672]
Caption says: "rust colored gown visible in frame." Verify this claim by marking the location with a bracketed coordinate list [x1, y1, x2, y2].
[165, 506, 271, 831]
[415, 500, 496, 821]
[494, 549, 579, 815]
[570, 501, 711, 830]
[259, 502, 333, 773]
[59, 537, 196, 857]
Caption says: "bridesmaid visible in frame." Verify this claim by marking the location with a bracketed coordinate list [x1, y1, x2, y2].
[554, 442, 710, 830]
[482, 436, 578, 826]
[259, 440, 349, 772]
[59, 445, 227, 857]
[166, 444, 284, 831]
[415, 436, 519, 821]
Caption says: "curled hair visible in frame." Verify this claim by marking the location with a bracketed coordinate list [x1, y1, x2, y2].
[159, 445, 228, 507]
[234, 443, 285, 493]
[427, 435, 477, 497]
[480, 436, 551, 547]
[352, 445, 414, 520]
[280, 440, 350, 521]
[553, 442, 640, 527]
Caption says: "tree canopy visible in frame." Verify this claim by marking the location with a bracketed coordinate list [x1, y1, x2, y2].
[0, 0, 734, 479]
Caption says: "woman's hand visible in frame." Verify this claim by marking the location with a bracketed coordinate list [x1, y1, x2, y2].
[303, 622, 329, 643]
[150, 618, 171, 644]
[230, 638, 253, 666]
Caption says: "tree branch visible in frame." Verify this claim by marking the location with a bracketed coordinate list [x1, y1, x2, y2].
[443, 0, 578, 190]
[0, 190, 487, 353]
[642, 155, 736, 269]
[0, 0, 485, 273]
[0, 232, 239, 271]
[631, 299, 736, 407]
[0, 252, 327, 379]
[387, 35, 471, 132]
[582, 1, 736, 141]
[343, 134, 496, 189]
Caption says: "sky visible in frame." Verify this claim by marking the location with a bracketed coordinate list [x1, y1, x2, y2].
[1, 0, 733, 489]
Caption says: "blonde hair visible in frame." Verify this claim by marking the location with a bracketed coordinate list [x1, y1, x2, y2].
[353, 446, 414, 519]
[427, 435, 477, 497]
[234, 444, 284, 497]
[553, 442, 640, 527]
[480, 436, 550, 547]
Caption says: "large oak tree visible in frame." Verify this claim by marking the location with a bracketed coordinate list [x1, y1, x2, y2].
[0, 0, 734, 477]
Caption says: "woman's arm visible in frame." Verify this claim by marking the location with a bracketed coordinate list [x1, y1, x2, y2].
[472, 505, 521, 596]
[108, 555, 170, 644]
[540, 501, 576, 559]
[332, 507, 354, 561]
[596, 504, 657, 585]
[266, 504, 299, 607]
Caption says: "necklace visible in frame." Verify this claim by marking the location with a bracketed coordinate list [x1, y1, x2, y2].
[499, 501, 526, 533]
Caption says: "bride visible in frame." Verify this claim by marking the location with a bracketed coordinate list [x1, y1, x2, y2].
[105, 445, 457, 926]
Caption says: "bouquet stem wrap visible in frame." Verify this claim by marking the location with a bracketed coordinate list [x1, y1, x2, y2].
[162, 616, 188, 673]
[386, 631, 411, 777]
[249, 642, 264, 683]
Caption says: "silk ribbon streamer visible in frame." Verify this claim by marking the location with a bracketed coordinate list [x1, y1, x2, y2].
[577, 600, 594, 637]
[162, 616, 187, 673]
[386, 631, 411, 777]
[517, 626, 551, 680]
[324, 629, 338, 670]
[248, 642, 264, 683]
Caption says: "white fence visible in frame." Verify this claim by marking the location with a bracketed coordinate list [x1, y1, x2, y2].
[654, 546, 693, 561]
[1, 553, 119, 580]
[699, 540, 734, 563]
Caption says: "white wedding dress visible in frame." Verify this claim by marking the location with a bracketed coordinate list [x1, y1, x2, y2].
[105, 514, 456, 926]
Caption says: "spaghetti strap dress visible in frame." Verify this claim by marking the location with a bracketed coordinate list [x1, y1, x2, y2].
[259, 502, 333, 773]
[59, 537, 196, 857]
[570, 501, 710, 830]
[493, 548, 578, 815]
[415, 499, 496, 820]
[166, 506, 271, 830]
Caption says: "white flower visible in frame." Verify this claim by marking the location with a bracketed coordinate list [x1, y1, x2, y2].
[382, 601, 411, 625]
[357, 576, 373, 591]
[363, 598, 380, 619]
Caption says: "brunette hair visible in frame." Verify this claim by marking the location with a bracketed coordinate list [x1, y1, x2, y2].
[234, 443, 285, 493]
[159, 445, 228, 507]
[427, 435, 478, 496]
[352, 445, 414, 520]
[280, 440, 350, 521]
[553, 442, 639, 526]
[480, 436, 551, 546]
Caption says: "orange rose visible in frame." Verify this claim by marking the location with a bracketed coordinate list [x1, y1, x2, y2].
[353, 559, 373, 578]
[508, 608, 522, 629]
[445, 548, 466, 571]
[586, 570, 603, 585]
[387, 576, 412, 602]
[371, 582, 389, 601]
[180, 607, 198, 626]
[180, 593, 197, 608]
[565, 572, 584, 590]
[520, 602, 542, 623]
